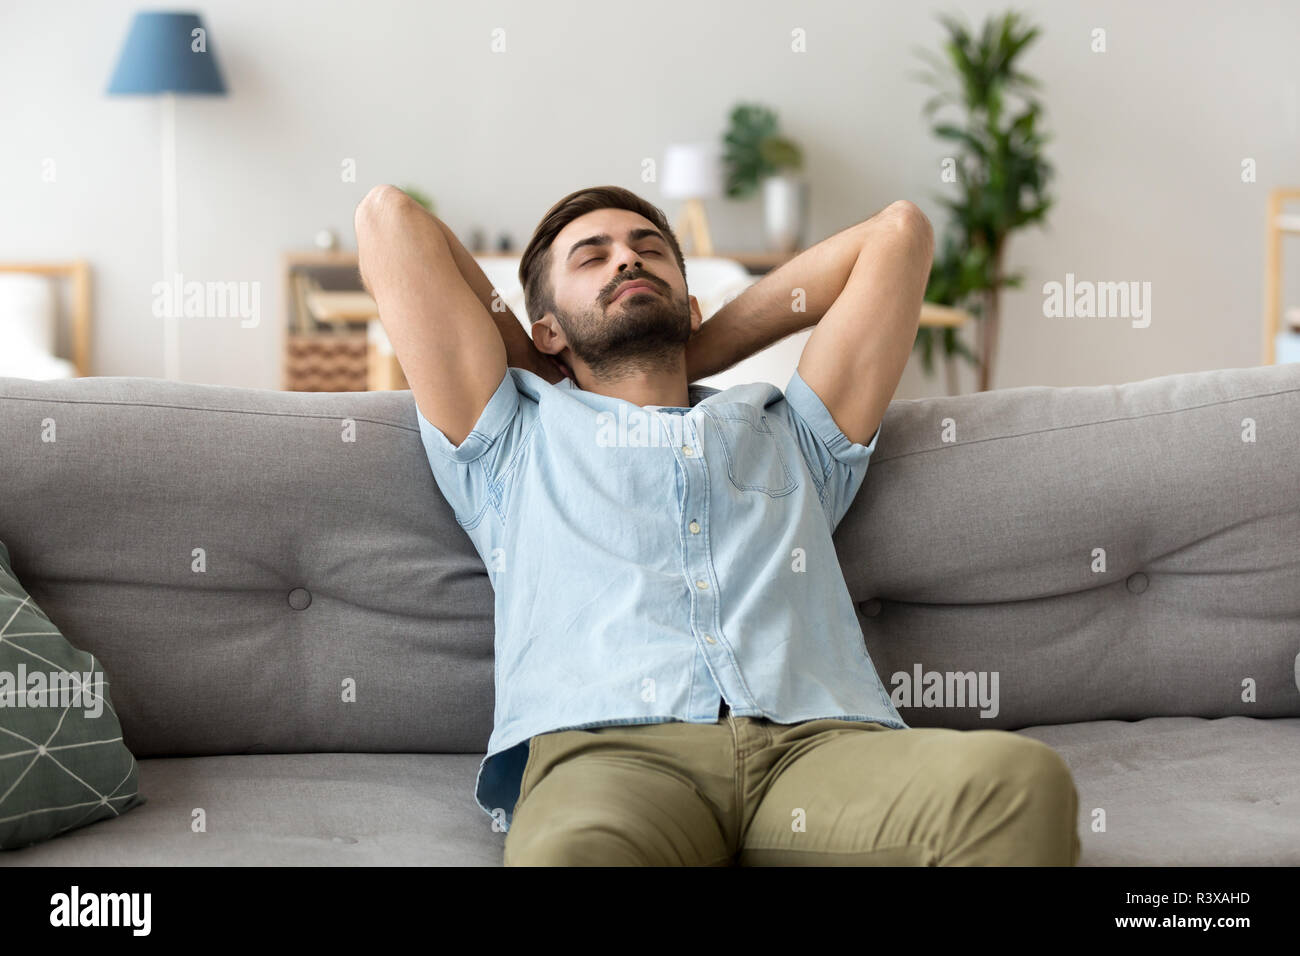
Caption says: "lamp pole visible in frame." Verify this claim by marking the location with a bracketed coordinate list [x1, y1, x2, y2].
[161, 90, 180, 380]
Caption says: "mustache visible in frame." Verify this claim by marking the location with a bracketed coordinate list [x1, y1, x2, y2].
[604, 272, 667, 304]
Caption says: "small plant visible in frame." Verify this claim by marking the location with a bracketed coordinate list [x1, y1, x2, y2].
[721, 104, 804, 199]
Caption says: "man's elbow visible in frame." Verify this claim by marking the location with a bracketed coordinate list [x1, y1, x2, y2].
[354, 184, 416, 239]
[882, 200, 935, 260]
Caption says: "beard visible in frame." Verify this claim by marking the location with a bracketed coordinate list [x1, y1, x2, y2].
[553, 276, 692, 381]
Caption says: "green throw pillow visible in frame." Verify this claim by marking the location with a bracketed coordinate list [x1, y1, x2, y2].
[0, 538, 145, 850]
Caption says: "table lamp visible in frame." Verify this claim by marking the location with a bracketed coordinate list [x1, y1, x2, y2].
[661, 143, 723, 256]
[107, 11, 227, 381]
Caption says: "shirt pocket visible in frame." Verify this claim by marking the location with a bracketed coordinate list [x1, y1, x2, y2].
[701, 403, 800, 498]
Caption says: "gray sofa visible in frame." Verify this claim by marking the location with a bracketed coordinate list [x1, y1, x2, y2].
[1, 362, 1297, 866]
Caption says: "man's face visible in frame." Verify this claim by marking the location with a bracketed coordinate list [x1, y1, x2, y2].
[537, 207, 700, 380]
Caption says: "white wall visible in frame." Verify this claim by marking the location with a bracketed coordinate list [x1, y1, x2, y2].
[2, 0, 1297, 394]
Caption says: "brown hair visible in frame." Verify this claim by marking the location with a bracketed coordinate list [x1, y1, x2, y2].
[518, 185, 687, 324]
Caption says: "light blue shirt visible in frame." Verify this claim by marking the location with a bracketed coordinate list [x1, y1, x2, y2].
[416, 365, 908, 832]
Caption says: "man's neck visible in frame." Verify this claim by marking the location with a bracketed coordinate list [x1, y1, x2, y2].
[571, 362, 691, 408]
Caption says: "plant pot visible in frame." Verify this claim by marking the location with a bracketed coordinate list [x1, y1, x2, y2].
[762, 173, 808, 253]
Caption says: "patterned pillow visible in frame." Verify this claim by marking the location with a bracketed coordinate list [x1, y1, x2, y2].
[0, 538, 145, 849]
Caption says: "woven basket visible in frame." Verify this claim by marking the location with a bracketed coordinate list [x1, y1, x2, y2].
[284, 332, 368, 391]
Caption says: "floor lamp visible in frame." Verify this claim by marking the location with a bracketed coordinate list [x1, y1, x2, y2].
[107, 11, 227, 381]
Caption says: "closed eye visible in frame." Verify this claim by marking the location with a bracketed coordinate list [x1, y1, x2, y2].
[582, 249, 663, 266]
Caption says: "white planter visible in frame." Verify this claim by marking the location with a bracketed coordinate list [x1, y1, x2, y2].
[762, 174, 808, 253]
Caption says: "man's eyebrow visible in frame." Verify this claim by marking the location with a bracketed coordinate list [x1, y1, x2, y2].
[565, 228, 667, 264]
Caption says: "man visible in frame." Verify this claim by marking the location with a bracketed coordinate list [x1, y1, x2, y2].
[355, 184, 1082, 866]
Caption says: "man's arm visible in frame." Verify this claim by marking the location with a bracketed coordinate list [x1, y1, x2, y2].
[688, 200, 932, 445]
[355, 185, 509, 447]
[684, 217, 879, 382]
[430, 214, 570, 385]
[797, 201, 932, 444]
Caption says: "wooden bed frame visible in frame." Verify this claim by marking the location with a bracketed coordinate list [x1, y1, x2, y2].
[0, 261, 92, 377]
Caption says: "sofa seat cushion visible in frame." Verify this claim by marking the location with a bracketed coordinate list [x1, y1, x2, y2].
[1019, 715, 1300, 865]
[0, 752, 501, 865]
[2, 716, 1295, 865]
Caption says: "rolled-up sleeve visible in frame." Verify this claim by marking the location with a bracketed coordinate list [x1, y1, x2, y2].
[415, 367, 533, 529]
[417, 366, 520, 462]
[782, 367, 882, 530]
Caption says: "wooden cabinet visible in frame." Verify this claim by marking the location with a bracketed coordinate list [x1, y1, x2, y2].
[282, 251, 384, 391]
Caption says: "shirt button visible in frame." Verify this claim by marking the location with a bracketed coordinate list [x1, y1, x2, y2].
[703, 634, 716, 644]
[695, 579, 708, 590]
[682, 445, 694, 457]
[688, 520, 700, 534]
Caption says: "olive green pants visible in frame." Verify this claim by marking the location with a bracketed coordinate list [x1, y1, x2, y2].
[504, 713, 1081, 866]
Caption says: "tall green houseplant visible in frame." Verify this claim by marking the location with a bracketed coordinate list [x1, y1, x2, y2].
[913, 10, 1054, 392]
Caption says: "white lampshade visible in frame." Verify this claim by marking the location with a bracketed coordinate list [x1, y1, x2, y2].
[661, 142, 723, 200]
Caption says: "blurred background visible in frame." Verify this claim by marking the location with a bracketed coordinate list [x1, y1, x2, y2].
[1, 0, 1298, 395]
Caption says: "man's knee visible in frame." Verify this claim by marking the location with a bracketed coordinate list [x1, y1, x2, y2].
[505, 816, 654, 866]
[951, 730, 1074, 787]
[946, 731, 1080, 864]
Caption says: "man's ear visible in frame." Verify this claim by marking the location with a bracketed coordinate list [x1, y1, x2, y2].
[531, 314, 567, 356]
[531, 315, 574, 381]
[688, 295, 703, 334]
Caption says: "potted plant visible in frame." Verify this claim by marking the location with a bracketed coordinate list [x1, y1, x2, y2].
[721, 104, 806, 252]
[911, 9, 1054, 392]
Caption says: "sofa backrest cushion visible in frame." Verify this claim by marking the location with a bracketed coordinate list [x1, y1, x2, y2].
[0, 363, 1297, 755]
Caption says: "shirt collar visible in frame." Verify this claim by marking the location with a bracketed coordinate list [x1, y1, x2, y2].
[554, 374, 721, 409]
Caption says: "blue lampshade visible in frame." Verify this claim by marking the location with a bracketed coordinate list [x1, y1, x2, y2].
[107, 11, 227, 95]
